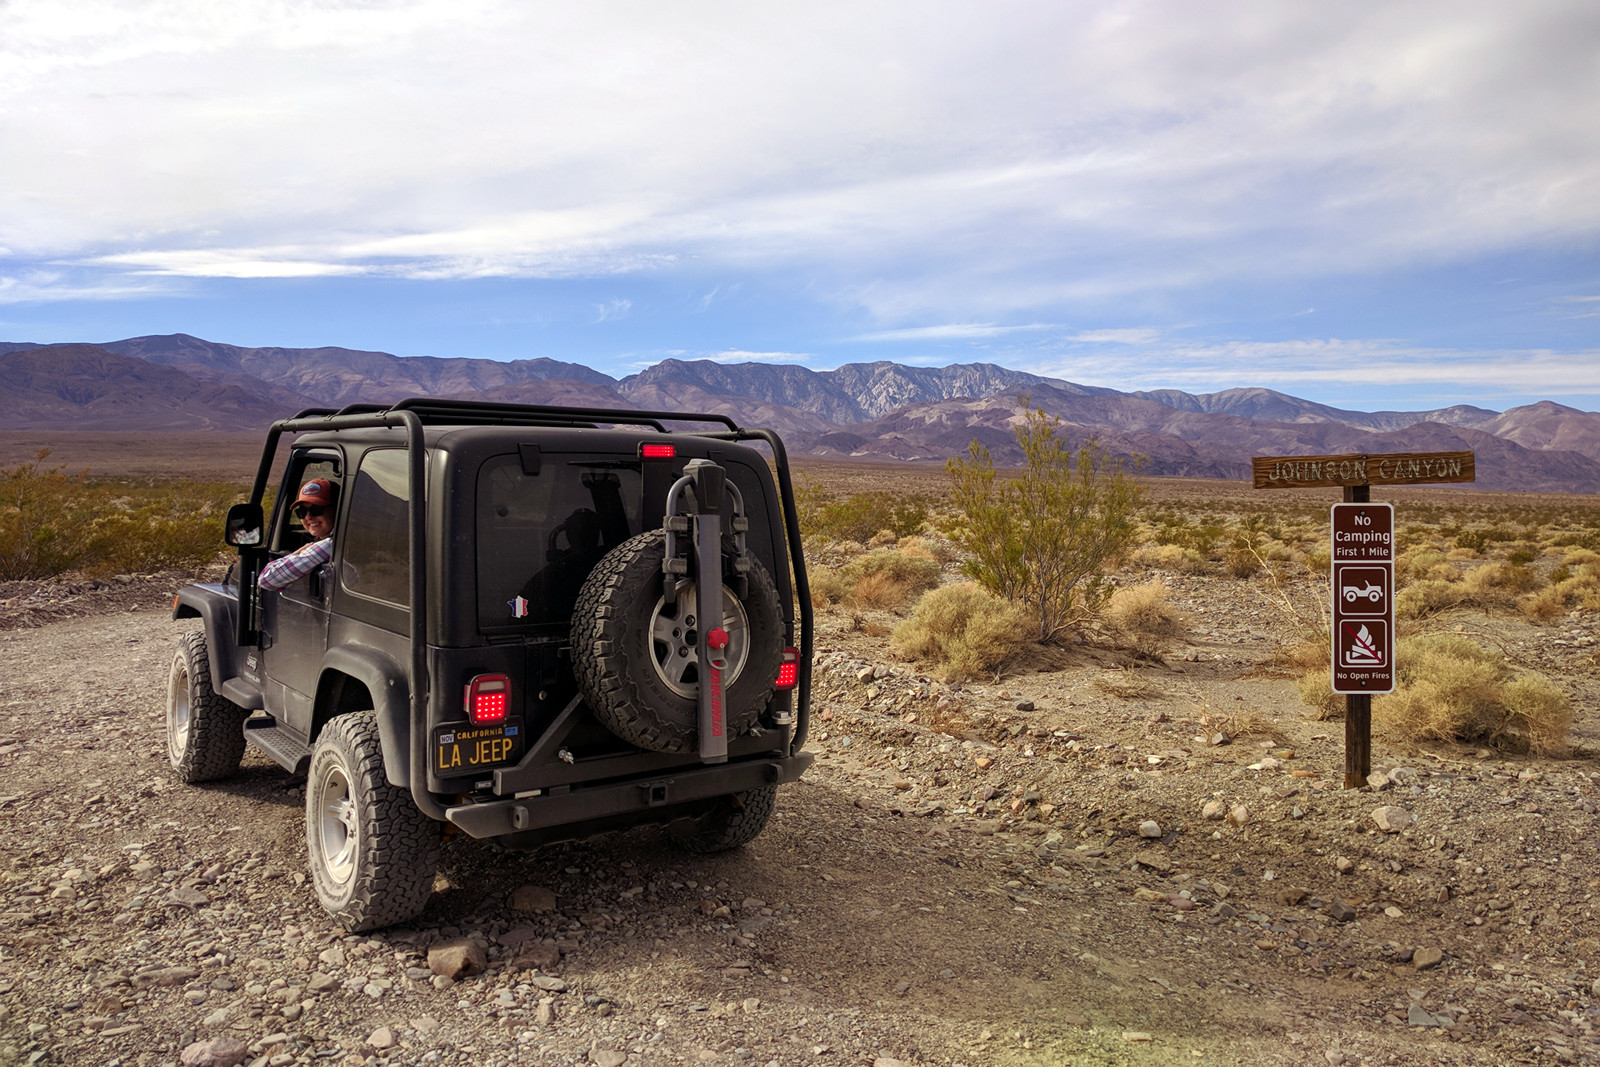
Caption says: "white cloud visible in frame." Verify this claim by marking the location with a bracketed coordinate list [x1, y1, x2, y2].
[1067, 328, 1162, 345]
[592, 298, 632, 323]
[1030, 340, 1600, 402]
[852, 323, 1053, 342]
[0, 0, 1594, 318]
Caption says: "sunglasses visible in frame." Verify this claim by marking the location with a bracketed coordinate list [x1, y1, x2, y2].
[293, 504, 329, 519]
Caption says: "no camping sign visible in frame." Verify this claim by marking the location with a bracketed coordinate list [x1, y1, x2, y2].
[1330, 502, 1394, 694]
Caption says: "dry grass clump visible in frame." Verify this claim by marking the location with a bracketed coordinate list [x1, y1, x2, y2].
[1294, 670, 1344, 720]
[810, 547, 942, 610]
[1129, 543, 1208, 573]
[1522, 565, 1600, 618]
[1396, 578, 1466, 619]
[1563, 547, 1600, 567]
[1374, 633, 1572, 755]
[890, 582, 1034, 681]
[895, 534, 954, 563]
[1093, 670, 1167, 700]
[1100, 579, 1188, 653]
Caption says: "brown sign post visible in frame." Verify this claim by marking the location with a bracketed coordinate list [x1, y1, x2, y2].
[1253, 451, 1474, 788]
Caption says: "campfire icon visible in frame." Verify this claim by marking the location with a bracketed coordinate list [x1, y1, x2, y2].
[1340, 622, 1385, 666]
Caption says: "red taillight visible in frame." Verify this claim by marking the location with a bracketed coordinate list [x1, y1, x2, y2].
[774, 647, 798, 690]
[640, 443, 676, 459]
[464, 674, 510, 725]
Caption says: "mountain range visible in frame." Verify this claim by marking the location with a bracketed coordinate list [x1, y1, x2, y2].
[4, 333, 1599, 493]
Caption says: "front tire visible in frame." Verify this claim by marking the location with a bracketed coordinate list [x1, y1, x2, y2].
[669, 786, 777, 853]
[305, 712, 439, 932]
[167, 631, 248, 783]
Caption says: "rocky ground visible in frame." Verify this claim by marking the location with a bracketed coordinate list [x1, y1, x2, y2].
[1, 565, 1598, 1067]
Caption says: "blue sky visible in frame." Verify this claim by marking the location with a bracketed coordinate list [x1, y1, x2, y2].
[3, 0, 1597, 412]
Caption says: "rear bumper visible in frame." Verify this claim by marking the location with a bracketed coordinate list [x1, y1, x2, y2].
[443, 752, 813, 839]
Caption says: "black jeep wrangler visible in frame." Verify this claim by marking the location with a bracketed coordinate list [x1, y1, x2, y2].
[169, 399, 812, 930]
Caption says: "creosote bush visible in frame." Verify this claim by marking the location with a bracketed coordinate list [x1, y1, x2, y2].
[794, 484, 931, 545]
[947, 402, 1143, 640]
[1129, 543, 1208, 573]
[0, 451, 243, 580]
[890, 582, 1033, 681]
[1373, 633, 1571, 755]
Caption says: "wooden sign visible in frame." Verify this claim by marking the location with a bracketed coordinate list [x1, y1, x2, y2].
[1253, 451, 1474, 489]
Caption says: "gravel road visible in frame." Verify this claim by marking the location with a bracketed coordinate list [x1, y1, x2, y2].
[2, 575, 1599, 1067]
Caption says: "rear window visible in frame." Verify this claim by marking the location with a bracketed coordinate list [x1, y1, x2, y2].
[476, 455, 643, 630]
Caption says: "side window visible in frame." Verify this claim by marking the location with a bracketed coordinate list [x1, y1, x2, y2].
[341, 449, 410, 606]
[272, 456, 340, 553]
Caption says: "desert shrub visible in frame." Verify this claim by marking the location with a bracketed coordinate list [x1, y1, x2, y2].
[1462, 561, 1543, 607]
[1100, 580, 1188, 653]
[1396, 547, 1447, 585]
[947, 403, 1143, 640]
[809, 491, 931, 544]
[1304, 547, 1330, 575]
[1222, 543, 1259, 578]
[1455, 526, 1518, 552]
[1396, 578, 1465, 619]
[890, 582, 1034, 681]
[809, 567, 848, 608]
[1129, 543, 1207, 573]
[0, 451, 241, 579]
[894, 535, 946, 562]
[867, 528, 898, 548]
[1522, 569, 1600, 618]
[1564, 547, 1600, 567]
[1446, 547, 1480, 561]
[1146, 512, 1225, 555]
[832, 548, 942, 610]
[1374, 633, 1571, 755]
[1506, 547, 1538, 566]
[1295, 669, 1344, 720]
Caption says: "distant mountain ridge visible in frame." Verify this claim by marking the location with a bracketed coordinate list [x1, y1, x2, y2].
[5, 333, 1600, 493]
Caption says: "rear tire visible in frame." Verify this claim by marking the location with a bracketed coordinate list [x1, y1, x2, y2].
[669, 786, 777, 853]
[167, 630, 248, 783]
[305, 711, 439, 932]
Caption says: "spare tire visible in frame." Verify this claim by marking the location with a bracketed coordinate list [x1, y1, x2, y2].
[572, 529, 784, 753]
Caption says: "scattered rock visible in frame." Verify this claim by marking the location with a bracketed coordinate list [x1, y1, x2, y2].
[427, 939, 487, 978]
[1413, 947, 1444, 971]
[180, 1036, 250, 1067]
[1273, 887, 1308, 906]
[1122, 1031, 1153, 1042]
[1138, 820, 1162, 838]
[1201, 799, 1227, 820]
[1365, 771, 1390, 791]
[368, 1027, 396, 1050]
[511, 884, 558, 912]
[1328, 900, 1357, 923]
[1370, 806, 1415, 833]
[1227, 805, 1251, 827]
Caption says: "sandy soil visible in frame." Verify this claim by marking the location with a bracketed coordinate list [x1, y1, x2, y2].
[1, 548, 1598, 1067]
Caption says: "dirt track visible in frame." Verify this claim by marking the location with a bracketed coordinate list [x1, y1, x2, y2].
[1, 573, 1599, 1067]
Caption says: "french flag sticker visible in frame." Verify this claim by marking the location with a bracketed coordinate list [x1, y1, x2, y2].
[509, 596, 529, 619]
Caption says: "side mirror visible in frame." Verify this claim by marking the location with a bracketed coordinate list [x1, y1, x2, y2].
[225, 503, 264, 547]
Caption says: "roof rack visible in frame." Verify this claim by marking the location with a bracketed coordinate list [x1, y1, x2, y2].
[303, 397, 741, 434]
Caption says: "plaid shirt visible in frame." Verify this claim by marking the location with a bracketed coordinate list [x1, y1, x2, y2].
[259, 537, 333, 591]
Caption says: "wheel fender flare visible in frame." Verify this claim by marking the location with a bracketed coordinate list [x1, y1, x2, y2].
[172, 586, 240, 686]
[319, 646, 411, 789]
